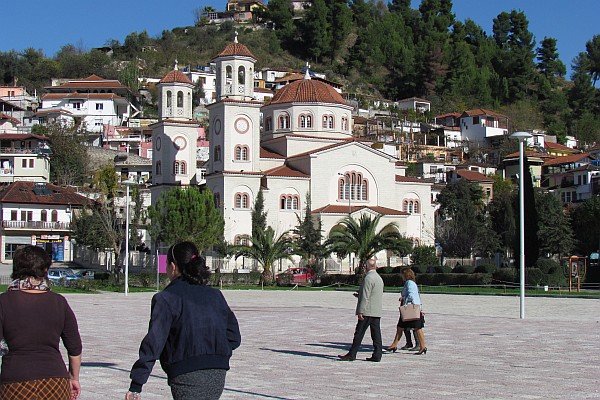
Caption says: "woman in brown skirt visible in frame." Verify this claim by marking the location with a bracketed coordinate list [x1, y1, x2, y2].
[0, 245, 82, 399]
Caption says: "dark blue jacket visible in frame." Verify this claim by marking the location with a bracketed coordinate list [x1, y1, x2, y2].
[129, 278, 241, 392]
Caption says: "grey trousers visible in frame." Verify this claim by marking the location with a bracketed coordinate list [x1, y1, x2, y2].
[169, 369, 227, 400]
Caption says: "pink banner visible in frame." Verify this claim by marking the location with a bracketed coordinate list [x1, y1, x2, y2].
[158, 255, 167, 273]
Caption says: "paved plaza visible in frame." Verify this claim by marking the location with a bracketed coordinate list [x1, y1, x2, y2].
[55, 287, 600, 400]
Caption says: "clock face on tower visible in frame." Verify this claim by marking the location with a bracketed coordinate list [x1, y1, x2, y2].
[173, 136, 187, 150]
[214, 118, 221, 135]
[234, 117, 249, 134]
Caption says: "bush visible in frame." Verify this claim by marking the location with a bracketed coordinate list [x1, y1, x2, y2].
[474, 264, 496, 274]
[453, 264, 475, 273]
[379, 274, 405, 287]
[377, 267, 394, 274]
[434, 265, 452, 273]
[492, 268, 518, 284]
[525, 268, 545, 286]
[320, 274, 359, 286]
[535, 258, 560, 274]
[94, 272, 110, 281]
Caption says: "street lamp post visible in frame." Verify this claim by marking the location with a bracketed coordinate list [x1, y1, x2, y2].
[510, 131, 532, 319]
[122, 179, 136, 296]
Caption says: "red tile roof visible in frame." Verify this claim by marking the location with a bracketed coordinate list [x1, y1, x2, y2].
[461, 108, 507, 118]
[269, 78, 349, 106]
[454, 170, 494, 182]
[395, 175, 434, 183]
[42, 92, 124, 100]
[263, 164, 309, 178]
[0, 133, 46, 140]
[159, 70, 192, 84]
[544, 141, 577, 152]
[215, 42, 257, 60]
[45, 75, 129, 90]
[543, 152, 592, 167]
[0, 113, 20, 124]
[0, 181, 91, 206]
[259, 147, 285, 159]
[435, 112, 461, 119]
[312, 204, 407, 216]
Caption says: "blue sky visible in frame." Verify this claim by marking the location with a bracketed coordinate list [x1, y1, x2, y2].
[2, 0, 598, 78]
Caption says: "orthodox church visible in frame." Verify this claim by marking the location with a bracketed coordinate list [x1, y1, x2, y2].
[152, 35, 435, 269]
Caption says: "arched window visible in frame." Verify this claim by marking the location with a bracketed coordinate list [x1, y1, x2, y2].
[235, 193, 250, 209]
[341, 116, 348, 131]
[51, 210, 58, 222]
[265, 117, 272, 131]
[323, 115, 334, 129]
[156, 161, 162, 175]
[174, 161, 186, 175]
[234, 235, 249, 245]
[226, 66, 232, 80]
[214, 192, 221, 208]
[166, 90, 172, 108]
[234, 145, 249, 161]
[278, 113, 290, 129]
[299, 114, 313, 128]
[402, 199, 420, 214]
[280, 194, 300, 210]
[177, 91, 183, 108]
[238, 66, 245, 85]
[339, 172, 369, 201]
[214, 146, 221, 161]
[41, 210, 47, 222]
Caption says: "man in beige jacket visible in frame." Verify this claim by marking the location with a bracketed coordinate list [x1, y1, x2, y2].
[338, 259, 384, 362]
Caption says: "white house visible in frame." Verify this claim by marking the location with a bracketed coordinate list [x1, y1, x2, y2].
[36, 75, 141, 134]
[459, 108, 509, 142]
[0, 181, 90, 262]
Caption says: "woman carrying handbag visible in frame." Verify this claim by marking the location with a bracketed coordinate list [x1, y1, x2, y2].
[385, 268, 427, 355]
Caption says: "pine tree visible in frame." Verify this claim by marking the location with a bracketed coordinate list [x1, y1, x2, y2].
[251, 189, 267, 237]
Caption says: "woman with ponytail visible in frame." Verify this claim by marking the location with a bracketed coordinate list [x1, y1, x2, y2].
[127, 242, 241, 400]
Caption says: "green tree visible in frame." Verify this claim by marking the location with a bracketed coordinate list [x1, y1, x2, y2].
[266, 0, 295, 45]
[536, 37, 566, 78]
[535, 190, 574, 260]
[326, 0, 352, 60]
[327, 214, 409, 275]
[234, 226, 294, 284]
[292, 193, 325, 274]
[436, 180, 486, 260]
[299, 0, 331, 62]
[570, 196, 600, 256]
[410, 245, 438, 268]
[148, 187, 224, 252]
[585, 34, 600, 86]
[34, 122, 88, 186]
[251, 188, 267, 237]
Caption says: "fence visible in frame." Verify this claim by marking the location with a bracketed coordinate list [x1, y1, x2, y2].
[73, 245, 155, 271]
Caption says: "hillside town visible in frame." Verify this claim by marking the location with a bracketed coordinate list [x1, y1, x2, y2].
[0, 1, 599, 277]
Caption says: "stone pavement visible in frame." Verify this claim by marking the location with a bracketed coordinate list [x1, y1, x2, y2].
[57, 289, 600, 400]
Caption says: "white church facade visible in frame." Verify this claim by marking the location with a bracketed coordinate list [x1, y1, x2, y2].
[152, 36, 435, 271]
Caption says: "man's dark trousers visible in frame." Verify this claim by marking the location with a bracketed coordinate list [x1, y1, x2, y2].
[347, 316, 382, 360]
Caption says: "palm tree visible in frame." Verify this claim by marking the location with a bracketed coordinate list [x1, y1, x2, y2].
[234, 226, 294, 285]
[327, 214, 412, 275]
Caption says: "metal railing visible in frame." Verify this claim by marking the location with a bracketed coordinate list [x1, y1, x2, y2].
[2, 220, 70, 230]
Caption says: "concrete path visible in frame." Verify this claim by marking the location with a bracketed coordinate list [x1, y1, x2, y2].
[56, 289, 600, 400]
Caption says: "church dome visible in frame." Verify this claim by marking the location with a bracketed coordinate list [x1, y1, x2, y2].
[214, 42, 257, 61]
[270, 78, 348, 105]
[159, 69, 192, 84]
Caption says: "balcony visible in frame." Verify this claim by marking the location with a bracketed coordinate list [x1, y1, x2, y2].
[2, 220, 71, 230]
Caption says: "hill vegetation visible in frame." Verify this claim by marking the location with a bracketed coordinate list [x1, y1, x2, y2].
[1, 0, 600, 145]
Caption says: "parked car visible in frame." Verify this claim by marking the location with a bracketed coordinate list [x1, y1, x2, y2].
[75, 270, 95, 280]
[276, 267, 315, 286]
[47, 268, 79, 285]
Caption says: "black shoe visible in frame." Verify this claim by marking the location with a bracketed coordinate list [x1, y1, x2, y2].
[338, 354, 355, 361]
[383, 346, 397, 353]
[409, 345, 420, 351]
[365, 357, 381, 362]
[415, 347, 427, 355]
[400, 345, 413, 350]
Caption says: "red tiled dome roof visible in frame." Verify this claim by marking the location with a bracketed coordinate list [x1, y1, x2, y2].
[215, 42, 257, 60]
[160, 70, 192, 84]
[270, 78, 348, 105]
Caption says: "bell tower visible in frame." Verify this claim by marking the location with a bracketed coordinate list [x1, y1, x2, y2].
[214, 31, 257, 102]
